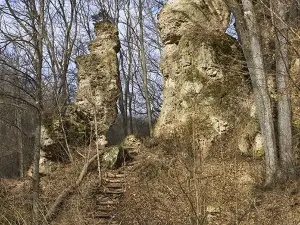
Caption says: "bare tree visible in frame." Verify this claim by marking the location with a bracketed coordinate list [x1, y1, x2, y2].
[0, 0, 77, 222]
[226, 0, 278, 185]
[272, 0, 296, 178]
[44, 0, 78, 107]
[226, 0, 296, 185]
[32, 1, 45, 223]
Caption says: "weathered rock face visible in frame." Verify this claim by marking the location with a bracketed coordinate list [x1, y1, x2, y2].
[41, 22, 120, 161]
[158, 0, 229, 46]
[76, 22, 120, 136]
[155, 0, 258, 157]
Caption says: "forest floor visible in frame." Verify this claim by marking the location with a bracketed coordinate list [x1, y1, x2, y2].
[1, 137, 300, 225]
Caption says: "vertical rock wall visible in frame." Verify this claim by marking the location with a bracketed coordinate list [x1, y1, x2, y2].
[155, 0, 258, 157]
[76, 22, 121, 136]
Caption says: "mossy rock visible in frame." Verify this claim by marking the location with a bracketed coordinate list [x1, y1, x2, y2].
[253, 147, 264, 158]
[292, 120, 300, 129]
[102, 147, 120, 169]
[102, 146, 131, 169]
[43, 105, 91, 145]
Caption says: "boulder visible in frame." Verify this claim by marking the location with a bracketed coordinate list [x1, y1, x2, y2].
[121, 135, 142, 156]
[102, 146, 131, 169]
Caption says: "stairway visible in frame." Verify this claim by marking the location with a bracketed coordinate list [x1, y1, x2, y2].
[86, 143, 141, 224]
[89, 169, 126, 224]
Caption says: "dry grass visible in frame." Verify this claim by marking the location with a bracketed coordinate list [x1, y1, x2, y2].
[0, 178, 32, 224]
[1, 136, 300, 225]
[115, 134, 300, 225]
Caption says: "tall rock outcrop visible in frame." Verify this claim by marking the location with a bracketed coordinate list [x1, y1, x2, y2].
[41, 22, 120, 161]
[155, 0, 258, 157]
[75, 22, 120, 136]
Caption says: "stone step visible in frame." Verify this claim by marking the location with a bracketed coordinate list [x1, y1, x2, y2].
[86, 160, 137, 224]
[103, 178, 125, 183]
[126, 162, 138, 166]
[97, 200, 118, 205]
[97, 205, 116, 212]
[103, 189, 125, 194]
[105, 172, 125, 178]
[94, 213, 112, 219]
[106, 182, 124, 188]
[98, 220, 119, 225]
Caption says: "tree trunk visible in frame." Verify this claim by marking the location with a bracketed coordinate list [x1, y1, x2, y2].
[273, 0, 296, 178]
[118, 51, 127, 136]
[126, 0, 134, 135]
[228, 0, 279, 185]
[32, 0, 45, 223]
[138, 0, 153, 136]
[32, 118, 41, 225]
[129, 75, 134, 134]
[16, 108, 24, 177]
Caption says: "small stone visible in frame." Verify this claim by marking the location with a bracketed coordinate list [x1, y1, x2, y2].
[239, 174, 254, 184]
[206, 205, 221, 214]
[250, 103, 257, 118]
[238, 135, 251, 155]
[252, 133, 264, 157]
[180, 100, 188, 108]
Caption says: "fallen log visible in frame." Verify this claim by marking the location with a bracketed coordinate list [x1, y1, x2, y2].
[45, 151, 102, 222]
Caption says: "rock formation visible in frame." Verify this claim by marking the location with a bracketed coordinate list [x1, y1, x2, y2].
[76, 22, 121, 136]
[41, 22, 121, 161]
[155, 0, 260, 157]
